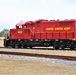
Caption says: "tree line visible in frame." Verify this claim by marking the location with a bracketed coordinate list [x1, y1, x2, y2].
[0, 29, 9, 39]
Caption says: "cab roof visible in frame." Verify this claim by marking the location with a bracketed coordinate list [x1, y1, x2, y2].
[16, 21, 26, 26]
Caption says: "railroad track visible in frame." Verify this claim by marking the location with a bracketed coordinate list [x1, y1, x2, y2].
[0, 51, 76, 61]
[0, 47, 74, 51]
[0, 47, 54, 50]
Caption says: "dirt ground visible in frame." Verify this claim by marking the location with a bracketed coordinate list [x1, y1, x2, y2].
[0, 58, 76, 75]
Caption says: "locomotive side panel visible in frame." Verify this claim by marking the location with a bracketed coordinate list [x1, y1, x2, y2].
[4, 19, 76, 50]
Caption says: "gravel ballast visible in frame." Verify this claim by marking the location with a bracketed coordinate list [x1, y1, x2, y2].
[0, 54, 76, 66]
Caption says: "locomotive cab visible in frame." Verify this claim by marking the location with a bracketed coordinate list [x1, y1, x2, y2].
[16, 21, 26, 30]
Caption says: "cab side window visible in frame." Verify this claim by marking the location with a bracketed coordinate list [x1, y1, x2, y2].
[18, 26, 22, 30]
[24, 26, 26, 29]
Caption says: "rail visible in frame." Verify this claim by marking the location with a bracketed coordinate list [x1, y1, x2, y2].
[0, 51, 76, 61]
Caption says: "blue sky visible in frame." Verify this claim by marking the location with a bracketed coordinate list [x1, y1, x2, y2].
[0, 0, 76, 31]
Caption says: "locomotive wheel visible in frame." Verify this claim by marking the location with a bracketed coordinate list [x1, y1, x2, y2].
[23, 45, 26, 48]
[30, 46, 33, 49]
[18, 44, 21, 48]
[54, 46, 59, 50]
[4, 44, 8, 48]
[53, 44, 59, 49]
[70, 45, 74, 50]
[60, 42, 65, 50]
[11, 44, 15, 48]
[69, 42, 74, 50]
[70, 47, 74, 50]
[22, 43, 27, 48]
[53, 42, 59, 50]
[60, 45, 65, 50]
[22, 45, 27, 48]
[74, 45, 76, 50]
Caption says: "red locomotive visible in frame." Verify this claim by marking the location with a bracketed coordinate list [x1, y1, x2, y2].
[4, 19, 76, 50]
